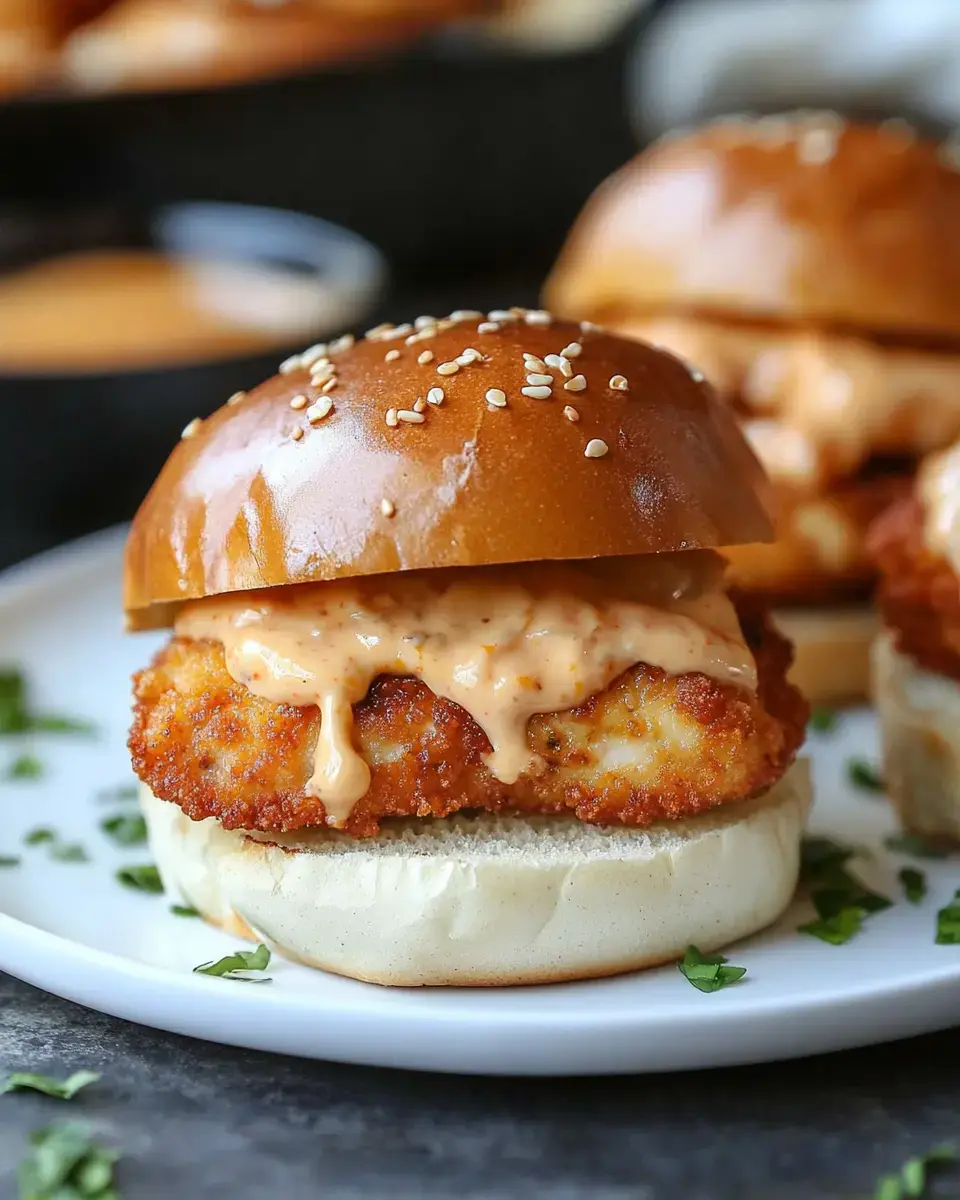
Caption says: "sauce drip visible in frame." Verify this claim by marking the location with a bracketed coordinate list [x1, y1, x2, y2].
[176, 558, 756, 827]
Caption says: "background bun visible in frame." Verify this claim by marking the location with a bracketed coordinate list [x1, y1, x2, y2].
[142, 762, 810, 987]
[124, 311, 772, 629]
[544, 115, 960, 340]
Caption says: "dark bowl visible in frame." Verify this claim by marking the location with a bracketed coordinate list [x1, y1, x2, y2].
[0, 201, 385, 566]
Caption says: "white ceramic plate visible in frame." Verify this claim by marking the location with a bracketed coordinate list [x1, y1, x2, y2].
[1, 528, 959, 1077]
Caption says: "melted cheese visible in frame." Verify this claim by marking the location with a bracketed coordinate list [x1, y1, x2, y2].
[176, 557, 755, 827]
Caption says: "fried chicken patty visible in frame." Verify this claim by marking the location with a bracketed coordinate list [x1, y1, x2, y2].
[129, 613, 807, 837]
[869, 497, 960, 681]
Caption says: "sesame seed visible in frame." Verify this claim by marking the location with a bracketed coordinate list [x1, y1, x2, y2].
[289, 394, 308, 410]
[418, 350, 435, 365]
[563, 405, 580, 422]
[292, 427, 304, 441]
[415, 316, 436, 330]
[397, 409, 426, 424]
[436, 318, 456, 332]
[309, 357, 333, 375]
[558, 358, 574, 378]
[406, 332, 430, 346]
[181, 417, 202, 439]
[457, 348, 481, 365]
[450, 309, 483, 322]
[584, 438, 609, 459]
[609, 375, 629, 391]
[524, 309, 552, 326]
[413, 396, 427, 413]
[797, 126, 838, 165]
[689, 366, 705, 383]
[391, 323, 413, 339]
[485, 388, 507, 408]
[564, 375, 586, 392]
[580, 321, 602, 333]
[437, 361, 460, 376]
[526, 373, 553, 386]
[477, 322, 500, 334]
[321, 378, 337, 393]
[279, 354, 303, 375]
[523, 356, 548, 373]
[381, 498, 396, 517]
[385, 349, 401, 363]
[560, 342, 582, 359]
[385, 408, 399, 427]
[365, 323, 393, 339]
[226, 391, 246, 406]
[488, 310, 516, 322]
[427, 387, 444, 406]
[544, 354, 565, 370]
[521, 385, 552, 400]
[307, 396, 333, 423]
[300, 343, 329, 366]
[329, 334, 355, 355]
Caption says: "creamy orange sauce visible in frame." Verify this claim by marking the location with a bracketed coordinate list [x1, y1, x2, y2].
[0, 249, 330, 373]
[622, 315, 960, 487]
[176, 557, 755, 826]
[920, 444, 960, 574]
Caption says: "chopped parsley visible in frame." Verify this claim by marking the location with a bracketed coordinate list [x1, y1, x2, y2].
[0, 855, 20, 867]
[24, 828, 55, 846]
[23, 828, 88, 863]
[936, 890, 960, 944]
[170, 904, 200, 918]
[798, 906, 866, 946]
[94, 784, 138, 805]
[6, 753, 43, 781]
[847, 758, 884, 793]
[17, 1121, 119, 1198]
[194, 944, 273, 983]
[872, 1143, 956, 1199]
[884, 833, 951, 860]
[677, 945, 746, 993]
[800, 836, 856, 881]
[808, 707, 838, 734]
[99, 814, 147, 848]
[0, 669, 96, 738]
[1, 1070, 99, 1100]
[115, 864, 163, 894]
[900, 868, 927, 905]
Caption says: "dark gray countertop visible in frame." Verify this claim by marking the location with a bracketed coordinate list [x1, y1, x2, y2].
[3, 971, 960, 1199]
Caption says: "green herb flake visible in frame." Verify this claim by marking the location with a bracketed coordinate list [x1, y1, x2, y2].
[1, 1070, 100, 1100]
[170, 904, 200, 918]
[99, 814, 147, 848]
[936, 890, 960, 944]
[808, 707, 838, 734]
[194, 943, 273, 983]
[677, 944, 747, 993]
[900, 867, 927, 905]
[17, 1120, 119, 1199]
[0, 669, 97, 741]
[50, 842, 89, 864]
[847, 758, 884, 793]
[95, 784, 138, 805]
[115, 864, 163, 894]
[798, 906, 866, 945]
[0, 855, 20, 867]
[29, 714, 98, 737]
[885, 833, 952, 860]
[6, 753, 43, 781]
[24, 828, 55, 847]
[800, 836, 856, 882]
[872, 1143, 956, 1200]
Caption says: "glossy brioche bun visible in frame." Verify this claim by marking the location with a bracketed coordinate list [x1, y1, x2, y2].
[142, 762, 810, 987]
[124, 311, 773, 630]
[773, 606, 877, 706]
[544, 115, 960, 340]
[62, 0, 449, 93]
[873, 630, 960, 841]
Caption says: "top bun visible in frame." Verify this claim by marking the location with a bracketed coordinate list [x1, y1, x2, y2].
[544, 115, 960, 340]
[124, 310, 772, 629]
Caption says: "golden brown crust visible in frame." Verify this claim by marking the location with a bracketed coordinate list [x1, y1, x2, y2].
[123, 312, 773, 629]
[129, 614, 807, 838]
[726, 467, 912, 605]
[544, 116, 960, 341]
[869, 496, 960, 681]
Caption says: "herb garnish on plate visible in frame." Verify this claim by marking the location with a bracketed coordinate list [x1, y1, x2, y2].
[677, 945, 746, 993]
[1, 1071, 99, 1100]
[194, 944, 273, 983]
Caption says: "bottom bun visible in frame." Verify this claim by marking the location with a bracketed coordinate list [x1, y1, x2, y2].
[773, 606, 877, 706]
[142, 762, 810, 987]
[873, 630, 960, 841]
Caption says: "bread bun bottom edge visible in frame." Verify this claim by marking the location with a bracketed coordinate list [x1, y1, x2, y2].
[774, 605, 878, 706]
[873, 629, 960, 841]
[142, 762, 811, 988]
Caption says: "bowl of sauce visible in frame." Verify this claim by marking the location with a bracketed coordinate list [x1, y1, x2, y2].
[0, 201, 386, 565]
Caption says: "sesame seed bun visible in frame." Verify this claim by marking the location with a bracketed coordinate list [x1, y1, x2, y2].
[544, 115, 960, 341]
[123, 311, 773, 630]
[141, 761, 811, 987]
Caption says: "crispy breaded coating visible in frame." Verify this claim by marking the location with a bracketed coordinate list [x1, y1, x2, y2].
[130, 615, 807, 838]
[869, 497, 960, 681]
